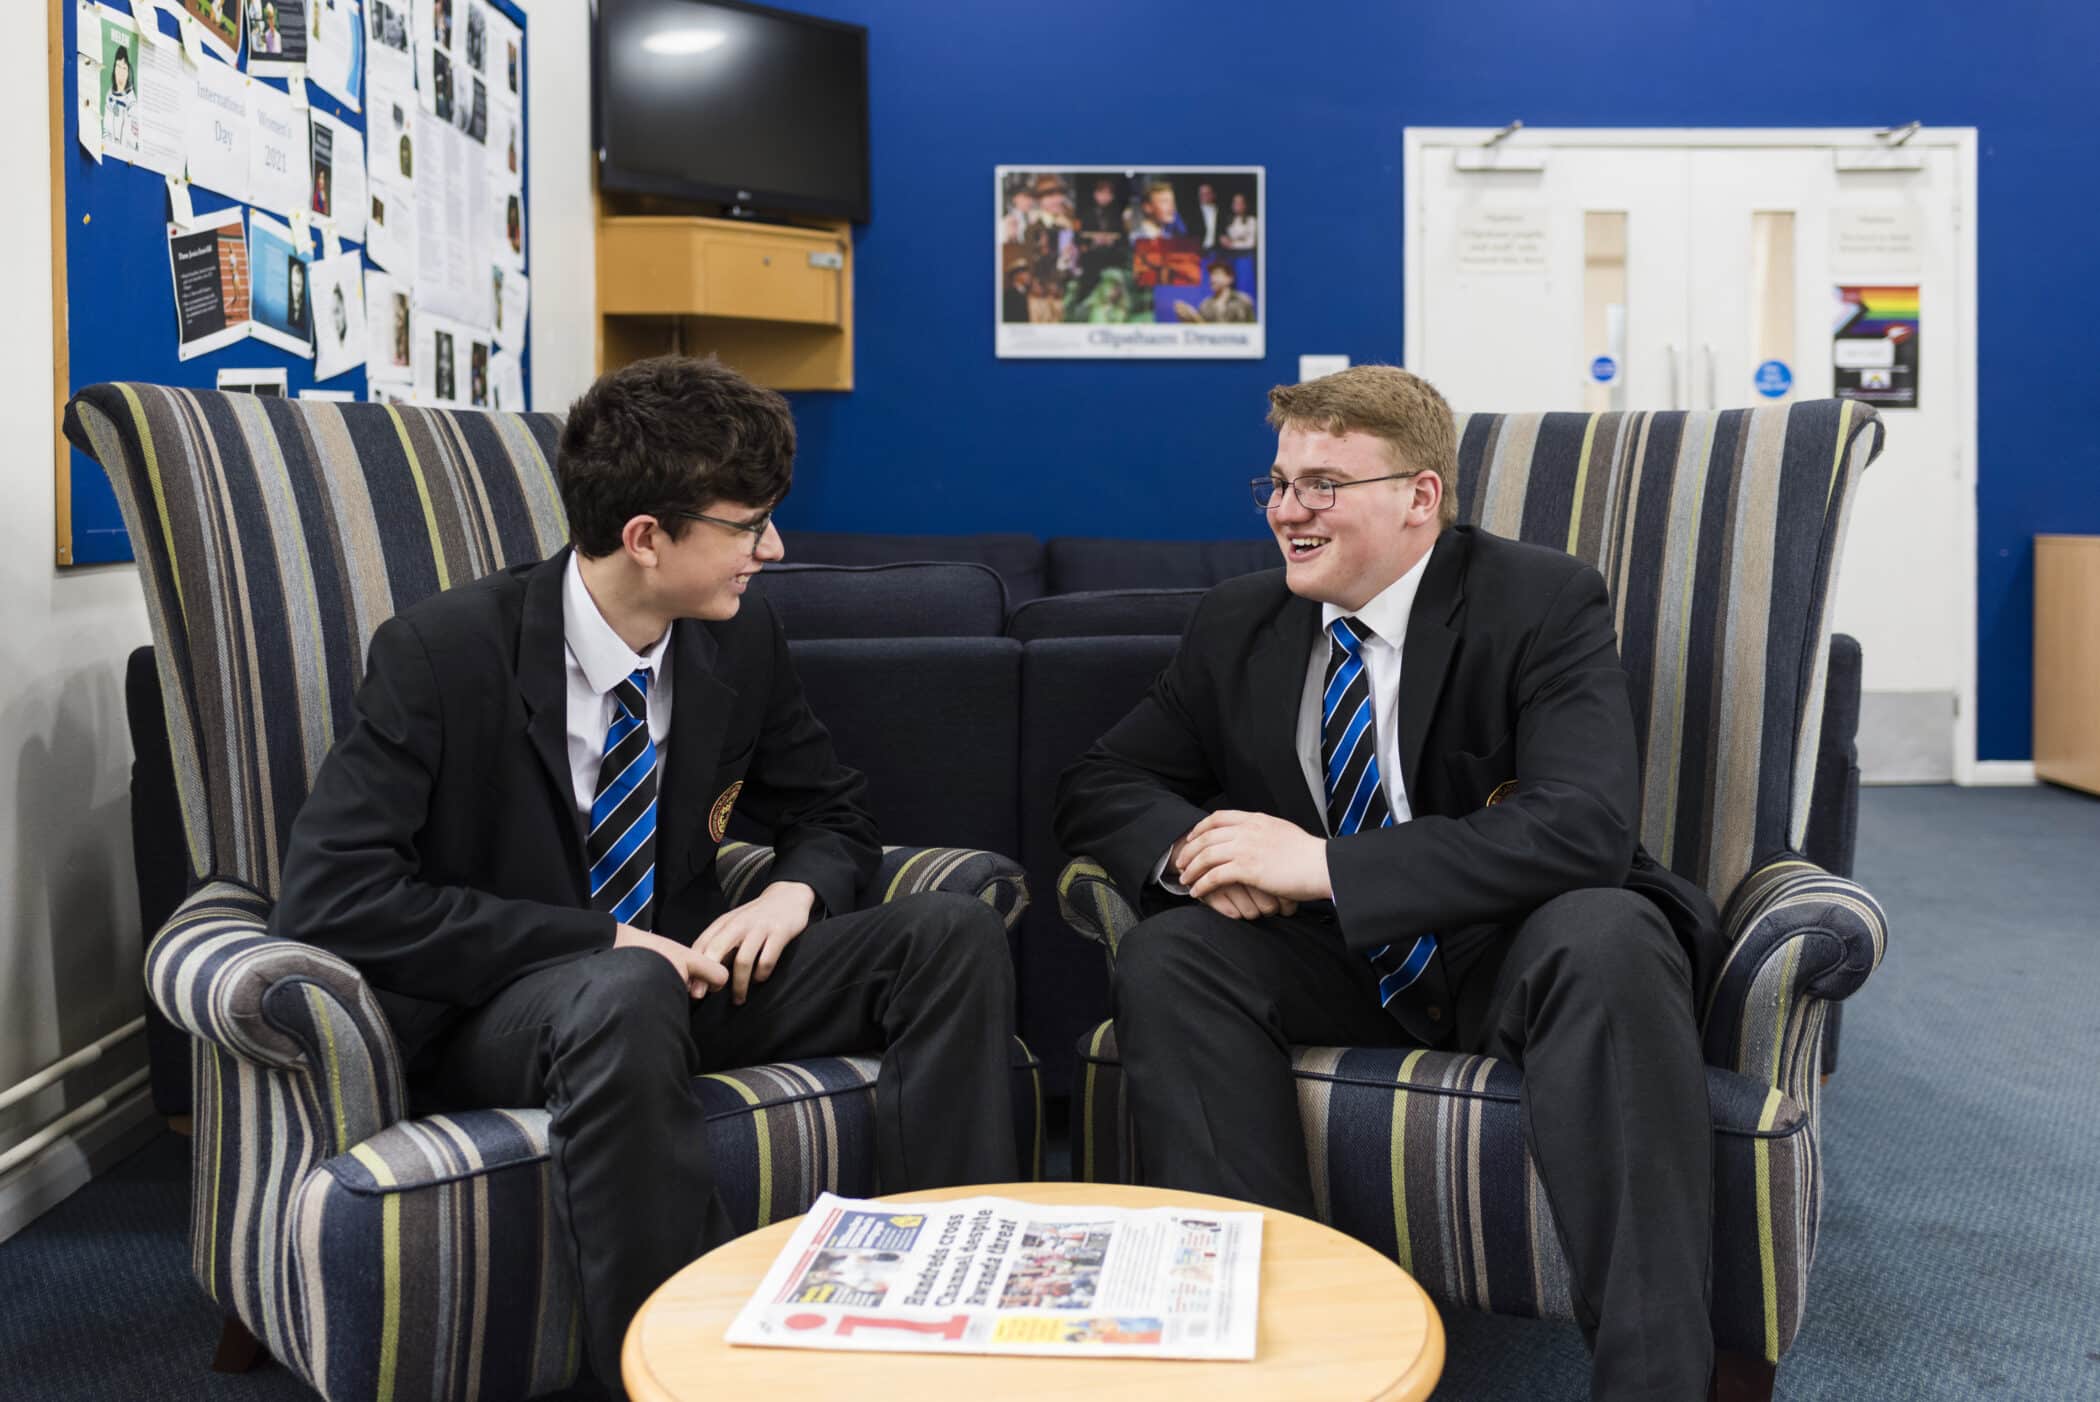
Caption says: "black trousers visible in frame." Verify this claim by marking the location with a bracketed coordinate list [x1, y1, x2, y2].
[409, 891, 1019, 1396]
[1114, 888, 1713, 1402]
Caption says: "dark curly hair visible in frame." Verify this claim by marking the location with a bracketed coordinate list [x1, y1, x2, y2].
[557, 355, 795, 558]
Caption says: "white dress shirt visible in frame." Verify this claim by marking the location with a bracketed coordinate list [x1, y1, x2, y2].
[1155, 544, 1435, 891]
[563, 553, 673, 840]
[1296, 544, 1434, 831]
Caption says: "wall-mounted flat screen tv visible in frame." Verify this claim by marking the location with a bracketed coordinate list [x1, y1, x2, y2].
[593, 0, 869, 222]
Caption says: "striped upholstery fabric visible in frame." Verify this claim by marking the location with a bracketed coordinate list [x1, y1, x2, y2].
[71, 385, 1042, 1402]
[1453, 403, 1883, 903]
[286, 1043, 1043, 1402]
[66, 388, 571, 894]
[1060, 402, 1891, 1365]
[1073, 1023, 1814, 1359]
[718, 841, 1032, 930]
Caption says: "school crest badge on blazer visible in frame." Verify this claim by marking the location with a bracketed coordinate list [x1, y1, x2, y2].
[708, 781, 744, 843]
[1486, 779, 1518, 807]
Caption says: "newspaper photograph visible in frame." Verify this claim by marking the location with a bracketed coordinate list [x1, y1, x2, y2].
[725, 1193, 1262, 1360]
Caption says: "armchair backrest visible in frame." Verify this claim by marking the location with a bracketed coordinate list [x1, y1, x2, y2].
[66, 386, 569, 896]
[1451, 401, 1884, 902]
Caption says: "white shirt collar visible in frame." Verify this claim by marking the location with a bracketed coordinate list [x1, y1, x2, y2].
[563, 551, 672, 697]
[1322, 539, 1436, 647]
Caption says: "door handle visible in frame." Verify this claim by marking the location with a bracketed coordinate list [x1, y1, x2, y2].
[1703, 344, 1717, 410]
[1665, 343, 1681, 410]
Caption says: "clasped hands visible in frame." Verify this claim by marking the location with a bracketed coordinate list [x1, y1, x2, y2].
[1171, 810, 1332, 920]
[614, 879, 816, 1004]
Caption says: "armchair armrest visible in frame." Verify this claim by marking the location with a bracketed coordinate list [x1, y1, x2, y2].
[144, 881, 408, 1152]
[717, 842, 1031, 930]
[1701, 856, 1889, 1096]
[1056, 857, 1140, 964]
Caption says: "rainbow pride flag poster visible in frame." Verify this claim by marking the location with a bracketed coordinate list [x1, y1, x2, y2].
[1832, 285, 1919, 409]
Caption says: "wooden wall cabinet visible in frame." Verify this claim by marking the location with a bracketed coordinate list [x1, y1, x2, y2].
[596, 214, 853, 391]
[2035, 534, 2100, 795]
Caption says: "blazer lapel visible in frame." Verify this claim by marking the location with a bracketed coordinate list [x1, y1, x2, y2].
[518, 550, 580, 871]
[1249, 592, 1328, 835]
[1397, 530, 1470, 801]
[655, 619, 736, 886]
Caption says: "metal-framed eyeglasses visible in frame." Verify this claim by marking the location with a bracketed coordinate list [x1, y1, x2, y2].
[1252, 471, 1423, 512]
[662, 508, 773, 552]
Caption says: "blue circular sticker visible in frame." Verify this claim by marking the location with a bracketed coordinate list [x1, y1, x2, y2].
[1754, 360, 1793, 398]
[1589, 355, 1619, 385]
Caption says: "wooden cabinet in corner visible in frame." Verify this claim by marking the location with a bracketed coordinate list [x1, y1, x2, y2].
[596, 214, 855, 391]
[598, 217, 848, 326]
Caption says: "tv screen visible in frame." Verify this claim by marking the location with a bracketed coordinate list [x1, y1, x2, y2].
[594, 0, 870, 223]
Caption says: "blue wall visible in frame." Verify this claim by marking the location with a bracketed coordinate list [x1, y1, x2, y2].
[766, 0, 2099, 762]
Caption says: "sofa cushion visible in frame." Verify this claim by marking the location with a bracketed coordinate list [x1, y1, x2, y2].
[1006, 588, 1206, 641]
[1044, 536, 1276, 593]
[1017, 635, 1179, 1098]
[781, 531, 1048, 603]
[751, 561, 1008, 638]
[777, 637, 1023, 858]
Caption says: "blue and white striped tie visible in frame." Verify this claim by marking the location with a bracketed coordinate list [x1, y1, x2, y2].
[1322, 618, 1437, 1012]
[587, 668, 658, 929]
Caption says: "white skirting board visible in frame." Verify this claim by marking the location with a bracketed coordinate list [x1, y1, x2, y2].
[1966, 761, 2039, 786]
[0, 1085, 161, 1246]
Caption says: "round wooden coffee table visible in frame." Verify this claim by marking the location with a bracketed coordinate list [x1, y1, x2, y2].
[623, 1182, 1444, 1401]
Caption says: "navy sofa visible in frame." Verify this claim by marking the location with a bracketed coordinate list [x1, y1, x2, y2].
[128, 531, 1859, 1114]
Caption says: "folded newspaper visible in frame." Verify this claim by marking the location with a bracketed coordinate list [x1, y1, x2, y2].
[725, 1193, 1263, 1360]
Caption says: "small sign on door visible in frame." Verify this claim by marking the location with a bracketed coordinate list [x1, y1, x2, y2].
[1454, 209, 1549, 275]
[1832, 285, 1919, 409]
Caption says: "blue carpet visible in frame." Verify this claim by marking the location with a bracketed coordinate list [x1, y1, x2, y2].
[2, 786, 2096, 1399]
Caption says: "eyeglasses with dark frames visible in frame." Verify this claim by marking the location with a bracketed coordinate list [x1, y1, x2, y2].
[1251, 471, 1423, 512]
[661, 508, 774, 552]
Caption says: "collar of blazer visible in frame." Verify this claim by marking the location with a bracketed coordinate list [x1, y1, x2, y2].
[517, 547, 736, 885]
[1253, 526, 1473, 820]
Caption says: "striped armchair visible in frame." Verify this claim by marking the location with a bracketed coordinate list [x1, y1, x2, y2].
[1060, 399, 1889, 1394]
[65, 386, 1042, 1402]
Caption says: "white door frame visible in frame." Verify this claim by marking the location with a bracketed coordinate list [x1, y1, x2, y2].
[1402, 126, 1994, 784]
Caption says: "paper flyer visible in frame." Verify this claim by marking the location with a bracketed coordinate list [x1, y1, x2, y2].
[247, 208, 314, 356]
[244, 0, 308, 79]
[79, 2, 188, 178]
[216, 366, 286, 394]
[247, 78, 312, 217]
[363, 78, 417, 275]
[366, 0, 413, 93]
[308, 250, 367, 380]
[364, 267, 412, 383]
[167, 206, 251, 359]
[488, 346, 523, 411]
[184, 50, 251, 199]
[1832, 284, 1920, 409]
[306, 0, 365, 111]
[173, 0, 245, 66]
[491, 264, 526, 348]
[308, 108, 367, 244]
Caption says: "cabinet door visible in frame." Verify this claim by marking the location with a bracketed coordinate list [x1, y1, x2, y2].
[701, 234, 843, 326]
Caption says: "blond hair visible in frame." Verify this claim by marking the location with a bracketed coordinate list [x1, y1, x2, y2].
[1266, 366, 1459, 528]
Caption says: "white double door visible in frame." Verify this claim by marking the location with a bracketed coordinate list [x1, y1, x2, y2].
[1405, 130, 1977, 782]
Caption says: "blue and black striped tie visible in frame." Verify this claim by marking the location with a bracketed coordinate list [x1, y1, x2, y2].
[588, 668, 658, 930]
[1322, 617, 1437, 1013]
